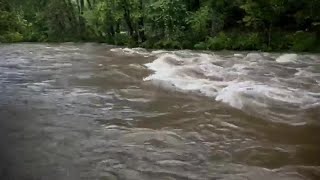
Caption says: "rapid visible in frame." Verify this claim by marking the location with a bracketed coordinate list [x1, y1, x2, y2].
[0, 43, 319, 180]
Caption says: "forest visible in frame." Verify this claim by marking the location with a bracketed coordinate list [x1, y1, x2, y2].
[0, 0, 319, 51]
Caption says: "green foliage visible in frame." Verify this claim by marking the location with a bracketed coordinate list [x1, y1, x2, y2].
[154, 38, 182, 49]
[231, 32, 264, 50]
[0, 32, 23, 42]
[241, 0, 285, 29]
[290, 32, 317, 52]
[44, 0, 80, 41]
[114, 33, 130, 45]
[193, 32, 264, 51]
[188, 6, 211, 39]
[147, 0, 188, 38]
[265, 31, 290, 51]
[0, 0, 319, 51]
[83, 0, 122, 39]
[0, 1, 28, 43]
[194, 42, 207, 50]
[206, 32, 231, 50]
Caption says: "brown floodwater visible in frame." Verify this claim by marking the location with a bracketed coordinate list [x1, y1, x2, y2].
[0, 43, 319, 180]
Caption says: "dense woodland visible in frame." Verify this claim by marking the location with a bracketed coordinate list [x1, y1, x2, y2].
[0, 0, 319, 51]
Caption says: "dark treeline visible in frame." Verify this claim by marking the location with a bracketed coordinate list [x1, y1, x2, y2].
[0, 0, 319, 51]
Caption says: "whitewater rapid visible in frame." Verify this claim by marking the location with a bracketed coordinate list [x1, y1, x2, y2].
[1, 44, 320, 180]
[119, 49, 320, 124]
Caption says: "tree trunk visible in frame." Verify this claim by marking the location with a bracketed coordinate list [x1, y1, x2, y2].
[109, 25, 115, 36]
[115, 22, 120, 33]
[268, 23, 272, 48]
[121, 1, 135, 39]
[186, 0, 200, 11]
[79, 0, 85, 38]
[87, 0, 92, 10]
[193, 0, 200, 11]
[138, 0, 146, 42]
[76, 0, 81, 14]
[63, 0, 78, 34]
[80, 0, 84, 12]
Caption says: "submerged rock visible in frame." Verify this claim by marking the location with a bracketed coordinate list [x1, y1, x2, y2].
[276, 54, 298, 63]
[244, 53, 263, 61]
[234, 53, 244, 58]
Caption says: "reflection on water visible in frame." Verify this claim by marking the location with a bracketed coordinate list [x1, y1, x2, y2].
[0, 43, 319, 180]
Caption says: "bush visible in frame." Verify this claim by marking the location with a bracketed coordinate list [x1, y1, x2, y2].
[181, 40, 193, 49]
[194, 41, 207, 50]
[194, 32, 264, 51]
[231, 32, 264, 50]
[126, 37, 139, 48]
[7, 32, 23, 42]
[141, 38, 155, 49]
[0, 35, 5, 43]
[290, 32, 317, 52]
[114, 33, 129, 46]
[206, 32, 231, 50]
[0, 32, 23, 43]
[154, 39, 182, 49]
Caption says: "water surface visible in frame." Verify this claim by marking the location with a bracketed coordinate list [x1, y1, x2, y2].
[0, 43, 319, 180]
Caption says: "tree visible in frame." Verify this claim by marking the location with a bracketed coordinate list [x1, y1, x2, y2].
[241, 0, 286, 47]
[1, 0, 319, 51]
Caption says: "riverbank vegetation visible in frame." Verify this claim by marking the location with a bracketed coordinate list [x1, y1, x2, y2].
[0, 0, 319, 51]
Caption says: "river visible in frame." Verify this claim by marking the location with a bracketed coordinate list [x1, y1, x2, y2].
[0, 43, 319, 180]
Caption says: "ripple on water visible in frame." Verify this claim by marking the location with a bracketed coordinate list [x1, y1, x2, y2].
[143, 51, 320, 125]
[0, 44, 319, 180]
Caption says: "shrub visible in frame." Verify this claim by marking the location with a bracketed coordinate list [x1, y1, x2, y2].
[206, 32, 231, 50]
[154, 39, 182, 49]
[0, 32, 23, 43]
[194, 41, 207, 50]
[231, 32, 264, 50]
[290, 32, 317, 52]
[114, 33, 129, 46]
[181, 40, 193, 49]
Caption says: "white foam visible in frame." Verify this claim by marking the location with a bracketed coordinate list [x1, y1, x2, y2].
[276, 54, 298, 63]
[110, 47, 151, 56]
[216, 81, 317, 109]
[129, 64, 146, 70]
[234, 53, 244, 58]
[151, 50, 170, 55]
[144, 52, 319, 113]
[244, 53, 263, 61]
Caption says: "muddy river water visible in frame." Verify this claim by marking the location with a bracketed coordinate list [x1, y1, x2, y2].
[0, 43, 319, 180]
